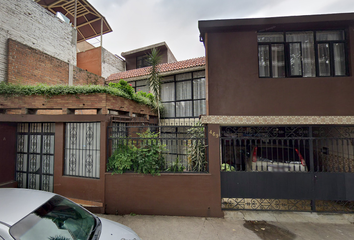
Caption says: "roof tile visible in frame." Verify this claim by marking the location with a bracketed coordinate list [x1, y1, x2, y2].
[107, 57, 205, 81]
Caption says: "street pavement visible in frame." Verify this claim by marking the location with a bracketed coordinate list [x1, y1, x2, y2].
[97, 211, 354, 240]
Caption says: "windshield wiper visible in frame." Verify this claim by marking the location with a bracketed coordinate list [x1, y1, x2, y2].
[89, 216, 101, 240]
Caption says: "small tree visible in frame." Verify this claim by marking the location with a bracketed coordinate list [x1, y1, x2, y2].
[147, 48, 162, 125]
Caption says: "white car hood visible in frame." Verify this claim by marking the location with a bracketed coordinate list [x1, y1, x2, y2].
[99, 217, 141, 240]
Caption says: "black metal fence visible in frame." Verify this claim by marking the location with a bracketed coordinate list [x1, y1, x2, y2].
[220, 126, 354, 213]
[107, 118, 208, 173]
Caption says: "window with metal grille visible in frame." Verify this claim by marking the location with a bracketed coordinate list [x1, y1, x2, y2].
[16, 123, 55, 192]
[64, 122, 101, 178]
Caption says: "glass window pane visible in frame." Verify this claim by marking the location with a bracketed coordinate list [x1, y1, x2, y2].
[161, 75, 174, 82]
[136, 85, 149, 93]
[161, 82, 175, 101]
[257, 33, 284, 42]
[128, 81, 135, 87]
[316, 31, 344, 41]
[194, 100, 206, 117]
[176, 73, 192, 81]
[258, 45, 270, 77]
[286, 31, 315, 77]
[162, 102, 175, 118]
[271, 44, 285, 78]
[176, 101, 192, 117]
[193, 78, 206, 99]
[333, 43, 346, 76]
[193, 71, 205, 78]
[136, 80, 147, 86]
[289, 43, 302, 76]
[176, 81, 192, 100]
[318, 43, 331, 77]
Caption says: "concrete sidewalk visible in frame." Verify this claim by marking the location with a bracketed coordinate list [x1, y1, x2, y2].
[97, 211, 354, 240]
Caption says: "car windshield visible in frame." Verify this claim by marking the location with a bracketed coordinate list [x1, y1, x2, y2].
[10, 195, 96, 240]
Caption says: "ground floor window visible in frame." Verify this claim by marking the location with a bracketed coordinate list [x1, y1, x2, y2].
[16, 123, 55, 192]
[64, 122, 101, 178]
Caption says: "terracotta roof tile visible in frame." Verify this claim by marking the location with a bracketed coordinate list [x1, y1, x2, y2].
[107, 57, 205, 81]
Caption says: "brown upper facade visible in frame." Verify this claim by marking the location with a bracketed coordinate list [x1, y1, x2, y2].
[121, 42, 177, 70]
[199, 12, 354, 117]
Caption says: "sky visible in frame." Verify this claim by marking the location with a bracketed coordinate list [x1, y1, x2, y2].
[87, 0, 354, 61]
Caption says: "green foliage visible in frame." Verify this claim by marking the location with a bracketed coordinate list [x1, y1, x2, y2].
[0, 82, 156, 109]
[132, 130, 166, 176]
[187, 121, 207, 172]
[108, 80, 135, 97]
[166, 157, 185, 172]
[107, 130, 167, 176]
[221, 163, 236, 172]
[107, 140, 136, 174]
[147, 48, 162, 121]
[136, 91, 154, 103]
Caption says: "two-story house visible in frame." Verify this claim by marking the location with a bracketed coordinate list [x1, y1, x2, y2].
[199, 13, 354, 212]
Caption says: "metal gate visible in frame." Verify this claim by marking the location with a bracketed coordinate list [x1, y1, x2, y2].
[16, 123, 55, 192]
[220, 126, 354, 212]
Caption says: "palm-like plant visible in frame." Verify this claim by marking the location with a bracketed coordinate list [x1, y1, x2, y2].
[147, 48, 162, 125]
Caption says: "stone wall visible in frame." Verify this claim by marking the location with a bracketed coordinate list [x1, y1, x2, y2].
[0, 0, 76, 82]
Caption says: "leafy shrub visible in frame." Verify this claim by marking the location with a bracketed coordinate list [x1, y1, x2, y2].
[187, 121, 207, 172]
[221, 163, 236, 172]
[136, 91, 154, 103]
[107, 130, 167, 176]
[108, 80, 135, 97]
[166, 157, 185, 172]
[107, 140, 136, 174]
[132, 130, 166, 175]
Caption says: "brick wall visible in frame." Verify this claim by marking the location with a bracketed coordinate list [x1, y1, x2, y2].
[0, 93, 155, 116]
[73, 67, 105, 86]
[7, 39, 105, 86]
[8, 39, 69, 85]
[77, 47, 125, 79]
[77, 47, 102, 76]
[0, 0, 76, 82]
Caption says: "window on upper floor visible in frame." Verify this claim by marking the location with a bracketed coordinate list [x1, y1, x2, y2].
[136, 55, 151, 68]
[130, 79, 149, 93]
[161, 71, 206, 118]
[127, 71, 206, 118]
[258, 30, 348, 78]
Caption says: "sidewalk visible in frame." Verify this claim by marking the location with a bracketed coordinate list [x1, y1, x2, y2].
[97, 211, 354, 240]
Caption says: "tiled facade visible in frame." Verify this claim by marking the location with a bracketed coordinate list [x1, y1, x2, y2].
[201, 115, 354, 125]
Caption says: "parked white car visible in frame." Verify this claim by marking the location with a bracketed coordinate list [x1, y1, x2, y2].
[0, 188, 141, 240]
[247, 145, 308, 172]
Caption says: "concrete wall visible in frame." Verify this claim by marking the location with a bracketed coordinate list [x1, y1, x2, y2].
[0, 0, 76, 82]
[101, 48, 125, 78]
[53, 122, 107, 213]
[105, 124, 223, 218]
[206, 24, 354, 116]
[77, 47, 125, 78]
[8, 39, 104, 86]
